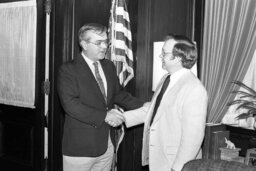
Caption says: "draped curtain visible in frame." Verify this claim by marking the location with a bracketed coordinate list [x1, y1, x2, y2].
[222, 49, 256, 128]
[0, 0, 37, 108]
[200, 0, 256, 123]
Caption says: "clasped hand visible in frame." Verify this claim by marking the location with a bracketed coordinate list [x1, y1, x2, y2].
[105, 109, 125, 127]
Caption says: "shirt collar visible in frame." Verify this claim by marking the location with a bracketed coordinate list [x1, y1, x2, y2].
[81, 52, 97, 66]
[170, 68, 189, 85]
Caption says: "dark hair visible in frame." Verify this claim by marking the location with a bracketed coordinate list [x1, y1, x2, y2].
[78, 23, 107, 43]
[164, 34, 197, 69]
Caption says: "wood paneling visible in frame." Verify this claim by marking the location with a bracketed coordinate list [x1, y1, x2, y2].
[1, 121, 34, 166]
[48, 0, 76, 171]
[0, 106, 44, 171]
[151, 0, 193, 41]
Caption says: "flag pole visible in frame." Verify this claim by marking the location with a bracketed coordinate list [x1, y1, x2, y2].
[109, 0, 134, 170]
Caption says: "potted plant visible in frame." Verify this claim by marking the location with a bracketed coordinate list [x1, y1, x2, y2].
[227, 81, 256, 121]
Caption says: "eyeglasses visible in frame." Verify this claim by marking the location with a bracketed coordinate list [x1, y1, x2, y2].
[161, 51, 172, 57]
[161, 51, 173, 57]
[87, 40, 109, 47]
[160, 51, 176, 60]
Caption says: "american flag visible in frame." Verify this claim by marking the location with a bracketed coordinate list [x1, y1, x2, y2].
[108, 0, 133, 170]
[108, 0, 134, 87]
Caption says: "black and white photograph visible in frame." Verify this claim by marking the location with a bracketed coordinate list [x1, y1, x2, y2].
[0, 0, 256, 171]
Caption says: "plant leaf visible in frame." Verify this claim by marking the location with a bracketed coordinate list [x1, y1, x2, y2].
[247, 109, 256, 116]
[235, 112, 256, 120]
[227, 80, 256, 121]
[227, 99, 253, 106]
[235, 113, 251, 120]
[232, 81, 256, 96]
[231, 91, 256, 99]
[236, 104, 256, 111]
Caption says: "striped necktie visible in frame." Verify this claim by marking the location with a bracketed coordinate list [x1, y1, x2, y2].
[93, 62, 107, 103]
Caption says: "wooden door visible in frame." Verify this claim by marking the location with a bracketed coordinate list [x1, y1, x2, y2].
[0, 0, 46, 171]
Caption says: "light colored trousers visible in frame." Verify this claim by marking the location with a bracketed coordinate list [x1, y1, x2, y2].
[63, 136, 114, 171]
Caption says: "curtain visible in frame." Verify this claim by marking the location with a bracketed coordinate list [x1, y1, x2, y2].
[200, 0, 256, 123]
[222, 49, 256, 128]
[0, 0, 37, 108]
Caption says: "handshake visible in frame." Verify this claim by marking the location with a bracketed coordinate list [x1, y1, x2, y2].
[105, 108, 125, 127]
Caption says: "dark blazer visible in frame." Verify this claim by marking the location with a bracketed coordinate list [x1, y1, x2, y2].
[57, 54, 142, 157]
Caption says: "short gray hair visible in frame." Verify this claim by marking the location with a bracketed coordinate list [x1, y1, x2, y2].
[78, 23, 107, 43]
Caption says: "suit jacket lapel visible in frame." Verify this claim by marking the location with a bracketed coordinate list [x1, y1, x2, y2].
[76, 55, 106, 105]
[100, 60, 114, 105]
[150, 72, 189, 126]
[147, 74, 169, 126]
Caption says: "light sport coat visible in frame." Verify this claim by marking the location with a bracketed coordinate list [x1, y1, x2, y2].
[124, 70, 208, 171]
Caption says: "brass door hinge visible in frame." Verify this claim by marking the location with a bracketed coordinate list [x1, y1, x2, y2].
[43, 79, 50, 95]
[44, 0, 51, 14]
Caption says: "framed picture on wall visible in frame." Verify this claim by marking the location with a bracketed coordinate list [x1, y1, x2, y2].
[245, 148, 256, 166]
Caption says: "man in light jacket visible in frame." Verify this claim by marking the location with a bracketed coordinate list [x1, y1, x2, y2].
[123, 34, 208, 171]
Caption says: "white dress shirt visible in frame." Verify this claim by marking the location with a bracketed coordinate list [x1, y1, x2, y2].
[81, 52, 107, 95]
[163, 68, 189, 98]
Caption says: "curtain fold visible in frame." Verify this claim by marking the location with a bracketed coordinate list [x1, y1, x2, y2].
[222, 49, 256, 128]
[0, 0, 37, 108]
[200, 0, 256, 123]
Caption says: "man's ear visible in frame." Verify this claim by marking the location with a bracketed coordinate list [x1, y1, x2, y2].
[174, 56, 182, 65]
[174, 56, 181, 62]
[80, 40, 87, 50]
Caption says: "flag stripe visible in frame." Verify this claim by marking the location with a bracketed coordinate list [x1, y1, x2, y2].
[116, 13, 130, 28]
[116, 6, 130, 20]
[109, 0, 134, 87]
[115, 30, 132, 47]
[114, 39, 133, 59]
[114, 22, 132, 42]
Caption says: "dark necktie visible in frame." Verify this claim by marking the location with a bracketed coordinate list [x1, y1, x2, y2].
[93, 62, 107, 103]
[150, 75, 170, 125]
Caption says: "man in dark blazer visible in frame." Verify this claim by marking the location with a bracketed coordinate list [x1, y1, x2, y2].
[57, 23, 143, 171]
